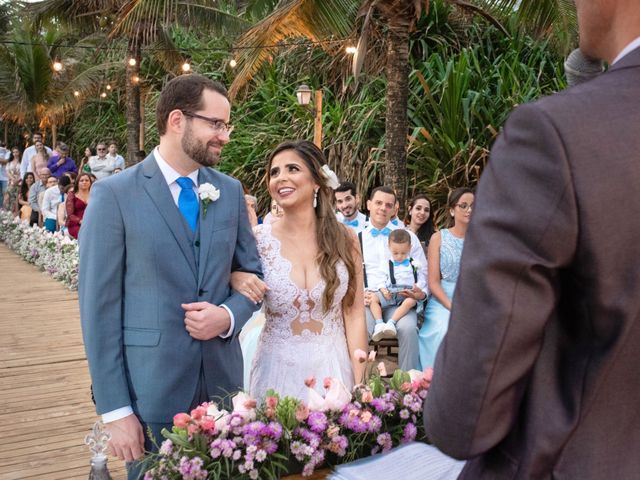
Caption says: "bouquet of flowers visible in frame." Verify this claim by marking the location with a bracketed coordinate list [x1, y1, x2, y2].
[143, 351, 433, 479]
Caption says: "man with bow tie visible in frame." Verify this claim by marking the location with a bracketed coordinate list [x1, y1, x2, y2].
[335, 181, 367, 233]
[360, 186, 427, 370]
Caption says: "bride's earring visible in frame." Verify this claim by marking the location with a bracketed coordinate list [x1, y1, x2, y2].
[313, 189, 319, 208]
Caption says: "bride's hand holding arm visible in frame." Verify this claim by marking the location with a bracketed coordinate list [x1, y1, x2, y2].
[344, 232, 369, 385]
[231, 271, 268, 304]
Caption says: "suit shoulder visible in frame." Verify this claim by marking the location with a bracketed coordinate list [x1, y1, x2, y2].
[209, 168, 243, 190]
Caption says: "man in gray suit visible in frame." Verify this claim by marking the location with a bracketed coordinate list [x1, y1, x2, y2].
[79, 74, 262, 477]
[424, 1, 640, 478]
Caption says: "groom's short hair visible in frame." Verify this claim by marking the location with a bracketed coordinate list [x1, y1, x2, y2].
[156, 74, 229, 136]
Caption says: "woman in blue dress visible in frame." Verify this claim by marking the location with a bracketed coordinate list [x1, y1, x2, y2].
[419, 187, 474, 370]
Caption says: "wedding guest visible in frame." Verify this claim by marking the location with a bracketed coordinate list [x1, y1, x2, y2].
[18, 172, 35, 221]
[5, 147, 22, 213]
[41, 176, 61, 232]
[361, 186, 428, 370]
[20, 132, 52, 178]
[404, 194, 435, 252]
[335, 181, 367, 233]
[263, 198, 283, 224]
[78, 147, 96, 174]
[134, 150, 146, 163]
[47, 142, 77, 178]
[370, 229, 424, 342]
[418, 187, 473, 369]
[0, 141, 9, 201]
[56, 174, 73, 234]
[66, 172, 92, 239]
[28, 167, 50, 227]
[424, 2, 640, 477]
[245, 194, 259, 227]
[107, 141, 126, 170]
[88, 143, 116, 180]
[29, 141, 49, 176]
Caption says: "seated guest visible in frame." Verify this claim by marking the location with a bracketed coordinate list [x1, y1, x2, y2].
[47, 142, 77, 178]
[335, 181, 367, 232]
[404, 194, 435, 253]
[106, 141, 126, 170]
[245, 194, 260, 227]
[88, 143, 115, 180]
[41, 176, 61, 232]
[18, 172, 35, 221]
[263, 198, 283, 224]
[418, 187, 473, 370]
[78, 147, 95, 174]
[28, 167, 50, 227]
[66, 172, 92, 239]
[56, 175, 73, 234]
[361, 186, 427, 370]
[370, 229, 425, 341]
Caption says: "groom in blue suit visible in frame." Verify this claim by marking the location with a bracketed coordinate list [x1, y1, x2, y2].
[78, 74, 262, 477]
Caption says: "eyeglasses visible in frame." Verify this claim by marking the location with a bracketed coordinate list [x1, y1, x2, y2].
[456, 203, 474, 211]
[97, 147, 106, 151]
[181, 111, 234, 135]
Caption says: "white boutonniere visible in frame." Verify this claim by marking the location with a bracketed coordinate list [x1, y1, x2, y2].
[198, 183, 220, 216]
[410, 259, 421, 270]
[320, 164, 340, 190]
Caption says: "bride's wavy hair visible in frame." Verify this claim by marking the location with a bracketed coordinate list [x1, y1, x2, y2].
[266, 140, 358, 312]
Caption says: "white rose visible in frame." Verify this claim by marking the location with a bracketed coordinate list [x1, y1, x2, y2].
[198, 183, 220, 202]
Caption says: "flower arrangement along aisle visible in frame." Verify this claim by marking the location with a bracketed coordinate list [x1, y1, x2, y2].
[143, 350, 433, 479]
[0, 211, 79, 289]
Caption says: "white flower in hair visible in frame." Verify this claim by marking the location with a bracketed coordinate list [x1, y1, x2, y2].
[198, 182, 220, 216]
[320, 164, 340, 190]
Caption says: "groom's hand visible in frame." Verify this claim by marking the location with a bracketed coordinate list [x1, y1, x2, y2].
[182, 302, 231, 340]
[105, 414, 145, 462]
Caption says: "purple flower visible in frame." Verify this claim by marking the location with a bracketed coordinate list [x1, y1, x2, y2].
[307, 411, 328, 433]
[178, 456, 207, 480]
[402, 423, 417, 443]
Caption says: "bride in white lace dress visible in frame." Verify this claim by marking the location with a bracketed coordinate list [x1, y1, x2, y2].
[232, 140, 368, 401]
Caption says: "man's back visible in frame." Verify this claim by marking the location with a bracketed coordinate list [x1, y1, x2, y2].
[424, 49, 640, 479]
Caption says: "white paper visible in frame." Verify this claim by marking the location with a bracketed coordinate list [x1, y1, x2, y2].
[328, 442, 465, 480]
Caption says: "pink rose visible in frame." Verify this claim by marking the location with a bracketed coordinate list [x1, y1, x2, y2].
[173, 413, 191, 428]
[361, 411, 372, 423]
[304, 376, 317, 388]
[265, 396, 279, 409]
[199, 418, 215, 433]
[295, 403, 310, 422]
[354, 349, 367, 363]
[361, 390, 373, 403]
[187, 424, 199, 436]
[324, 377, 332, 389]
[190, 405, 206, 420]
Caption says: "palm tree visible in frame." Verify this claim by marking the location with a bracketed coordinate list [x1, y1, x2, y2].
[28, 0, 250, 165]
[0, 20, 118, 143]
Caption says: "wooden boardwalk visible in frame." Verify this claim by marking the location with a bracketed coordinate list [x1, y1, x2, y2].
[0, 244, 126, 479]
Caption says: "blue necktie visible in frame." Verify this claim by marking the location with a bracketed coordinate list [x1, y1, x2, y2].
[176, 177, 199, 232]
[391, 218, 399, 226]
[393, 259, 410, 267]
[343, 219, 359, 227]
[370, 227, 391, 238]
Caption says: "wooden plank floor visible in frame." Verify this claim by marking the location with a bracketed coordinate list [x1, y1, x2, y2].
[0, 244, 127, 479]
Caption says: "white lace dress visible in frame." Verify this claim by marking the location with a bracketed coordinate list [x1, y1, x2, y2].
[249, 223, 354, 401]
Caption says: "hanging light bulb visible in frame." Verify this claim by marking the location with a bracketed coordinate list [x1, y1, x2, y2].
[128, 57, 137, 66]
[181, 62, 191, 73]
[345, 46, 357, 55]
[73, 90, 80, 97]
[100, 92, 107, 98]
[106, 84, 112, 90]
[132, 75, 140, 84]
[229, 59, 237, 68]
[53, 60, 63, 72]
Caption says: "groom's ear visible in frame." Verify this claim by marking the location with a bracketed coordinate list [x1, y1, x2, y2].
[167, 109, 186, 134]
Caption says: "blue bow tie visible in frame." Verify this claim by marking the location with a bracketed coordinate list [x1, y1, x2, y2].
[391, 218, 400, 226]
[343, 218, 359, 227]
[370, 227, 391, 237]
[393, 259, 411, 267]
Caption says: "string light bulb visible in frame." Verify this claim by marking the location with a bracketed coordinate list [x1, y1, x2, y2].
[53, 60, 63, 71]
[229, 59, 237, 68]
[132, 75, 140, 84]
[128, 57, 137, 66]
[106, 84, 112, 90]
[345, 46, 357, 55]
[73, 90, 80, 97]
[181, 62, 191, 73]
[100, 92, 107, 98]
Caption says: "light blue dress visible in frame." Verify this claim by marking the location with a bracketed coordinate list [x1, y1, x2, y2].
[419, 229, 464, 370]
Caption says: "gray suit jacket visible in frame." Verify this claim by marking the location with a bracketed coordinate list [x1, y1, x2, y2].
[79, 154, 262, 423]
[424, 48, 640, 479]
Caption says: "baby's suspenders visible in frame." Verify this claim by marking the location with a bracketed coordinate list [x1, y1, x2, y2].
[388, 258, 418, 286]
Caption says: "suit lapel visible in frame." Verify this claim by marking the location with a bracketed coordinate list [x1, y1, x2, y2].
[197, 167, 220, 286]
[142, 157, 198, 281]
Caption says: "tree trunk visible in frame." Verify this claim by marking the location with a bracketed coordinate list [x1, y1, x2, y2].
[384, 20, 410, 215]
[125, 38, 141, 166]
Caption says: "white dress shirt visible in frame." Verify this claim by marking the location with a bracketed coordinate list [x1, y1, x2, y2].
[41, 185, 61, 221]
[102, 148, 235, 424]
[336, 210, 368, 233]
[20, 144, 53, 178]
[360, 222, 428, 294]
[612, 36, 640, 64]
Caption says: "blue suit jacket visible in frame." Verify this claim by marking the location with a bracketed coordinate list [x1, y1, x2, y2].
[78, 154, 262, 423]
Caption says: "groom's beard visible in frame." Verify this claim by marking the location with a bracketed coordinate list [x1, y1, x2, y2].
[182, 123, 221, 167]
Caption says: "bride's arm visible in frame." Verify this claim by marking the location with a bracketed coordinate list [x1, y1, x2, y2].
[231, 271, 268, 304]
[343, 232, 369, 385]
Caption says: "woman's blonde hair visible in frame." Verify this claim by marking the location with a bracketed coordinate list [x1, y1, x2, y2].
[266, 140, 357, 312]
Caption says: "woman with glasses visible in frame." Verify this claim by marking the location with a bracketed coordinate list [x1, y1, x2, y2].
[418, 187, 474, 369]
